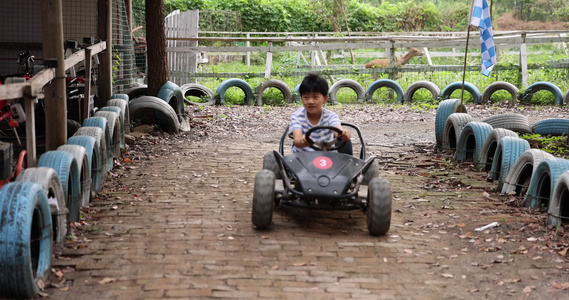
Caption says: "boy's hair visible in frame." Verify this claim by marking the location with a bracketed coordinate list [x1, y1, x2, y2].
[299, 73, 329, 96]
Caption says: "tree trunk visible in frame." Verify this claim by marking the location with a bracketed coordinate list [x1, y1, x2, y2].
[145, 0, 168, 96]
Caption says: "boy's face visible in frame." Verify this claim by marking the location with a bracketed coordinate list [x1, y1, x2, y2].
[301, 91, 328, 115]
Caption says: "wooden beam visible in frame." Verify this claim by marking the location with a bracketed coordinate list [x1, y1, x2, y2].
[98, 0, 113, 107]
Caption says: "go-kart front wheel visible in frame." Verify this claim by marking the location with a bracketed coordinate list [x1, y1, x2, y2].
[252, 170, 276, 229]
[367, 177, 392, 236]
[263, 151, 281, 179]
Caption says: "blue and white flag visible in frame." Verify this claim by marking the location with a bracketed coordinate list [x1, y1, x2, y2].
[470, 0, 496, 77]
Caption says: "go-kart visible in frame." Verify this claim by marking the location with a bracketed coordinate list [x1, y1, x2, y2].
[252, 123, 392, 236]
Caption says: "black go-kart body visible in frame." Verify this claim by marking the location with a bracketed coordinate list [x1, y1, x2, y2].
[252, 123, 392, 236]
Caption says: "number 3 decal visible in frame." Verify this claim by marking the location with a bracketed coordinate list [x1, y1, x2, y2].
[313, 156, 333, 170]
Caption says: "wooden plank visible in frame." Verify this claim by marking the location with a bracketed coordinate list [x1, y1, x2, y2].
[520, 42, 528, 88]
[24, 95, 37, 167]
[423, 47, 433, 66]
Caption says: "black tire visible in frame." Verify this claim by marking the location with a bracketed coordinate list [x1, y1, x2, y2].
[95, 111, 121, 158]
[532, 118, 569, 136]
[435, 99, 468, 147]
[442, 113, 473, 152]
[565, 89, 569, 107]
[480, 113, 532, 134]
[404, 80, 440, 103]
[366, 79, 405, 104]
[107, 98, 130, 134]
[328, 79, 366, 105]
[255, 79, 293, 106]
[216, 78, 255, 105]
[57, 144, 91, 207]
[157, 81, 185, 125]
[37, 150, 81, 223]
[521, 81, 564, 105]
[129, 96, 180, 133]
[73, 126, 108, 177]
[524, 158, 569, 208]
[367, 177, 392, 236]
[180, 83, 215, 106]
[99, 106, 125, 148]
[501, 149, 555, 195]
[82, 116, 113, 172]
[67, 119, 81, 138]
[68, 135, 104, 194]
[480, 81, 519, 104]
[546, 170, 569, 227]
[455, 122, 493, 163]
[490, 136, 530, 192]
[126, 85, 147, 101]
[476, 128, 518, 171]
[0, 181, 52, 299]
[440, 81, 481, 104]
[262, 151, 281, 180]
[15, 167, 67, 248]
[252, 170, 275, 229]
[362, 160, 380, 186]
[292, 84, 301, 103]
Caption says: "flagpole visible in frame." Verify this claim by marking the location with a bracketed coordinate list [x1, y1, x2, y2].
[460, 26, 472, 112]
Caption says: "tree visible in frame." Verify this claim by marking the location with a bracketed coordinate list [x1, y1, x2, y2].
[145, 0, 169, 96]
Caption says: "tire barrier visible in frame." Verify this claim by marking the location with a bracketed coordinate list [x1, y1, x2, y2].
[99, 106, 125, 148]
[293, 84, 301, 103]
[0, 181, 52, 298]
[157, 81, 188, 132]
[107, 98, 130, 134]
[366, 79, 404, 104]
[83, 116, 113, 171]
[480, 113, 533, 134]
[455, 121, 493, 163]
[15, 167, 66, 248]
[440, 81, 482, 104]
[442, 113, 473, 152]
[500, 149, 555, 195]
[57, 145, 91, 207]
[521, 81, 564, 105]
[328, 79, 366, 105]
[435, 99, 468, 147]
[68, 135, 103, 193]
[490, 136, 530, 192]
[524, 158, 569, 208]
[403, 80, 440, 103]
[255, 79, 293, 105]
[546, 170, 569, 227]
[129, 96, 180, 133]
[180, 83, 215, 106]
[565, 89, 569, 107]
[532, 118, 569, 136]
[37, 150, 81, 223]
[216, 78, 255, 105]
[74, 126, 109, 176]
[95, 111, 121, 158]
[111, 93, 129, 102]
[476, 128, 518, 171]
[480, 81, 519, 104]
[126, 85, 147, 101]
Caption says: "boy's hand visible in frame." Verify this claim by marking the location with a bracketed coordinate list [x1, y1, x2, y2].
[292, 129, 310, 148]
[339, 128, 351, 141]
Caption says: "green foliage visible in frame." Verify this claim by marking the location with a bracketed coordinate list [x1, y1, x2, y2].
[520, 133, 569, 157]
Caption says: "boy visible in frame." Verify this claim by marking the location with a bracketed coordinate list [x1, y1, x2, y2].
[290, 73, 351, 153]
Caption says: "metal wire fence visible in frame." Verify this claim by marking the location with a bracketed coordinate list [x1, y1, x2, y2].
[111, 0, 136, 93]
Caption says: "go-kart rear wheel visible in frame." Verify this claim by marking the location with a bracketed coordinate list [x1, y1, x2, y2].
[263, 151, 281, 179]
[252, 170, 276, 229]
[367, 177, 392, 236]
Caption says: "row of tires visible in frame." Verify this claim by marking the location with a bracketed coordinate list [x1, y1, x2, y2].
[435, 99, 569, 228]
[169, 78, 569, 106]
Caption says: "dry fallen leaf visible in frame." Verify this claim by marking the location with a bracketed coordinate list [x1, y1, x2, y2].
[293, 262, 307, 267]
[552, 282, 569, 290]
[442, 273, 453, 278]
[404, 249, 413, 254]
[271, 265, 279, 270]
[98, 277, 116, 284]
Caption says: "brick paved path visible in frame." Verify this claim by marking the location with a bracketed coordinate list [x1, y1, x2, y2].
[33, 133, 569, 300]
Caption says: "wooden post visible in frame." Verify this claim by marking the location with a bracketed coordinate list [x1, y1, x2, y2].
[265, 42, 273, 78]
[24, 94, 37, 167]
[41, 0, 67, 150]
[387, 45, 395, 99]
[246, 33, 251, 67]
[98, 0, 113, 106]
[83, 48, 92, 121]
[520, 32, 528, 88]
[423, 47, 433, 66]
[188, 10, 199, 83]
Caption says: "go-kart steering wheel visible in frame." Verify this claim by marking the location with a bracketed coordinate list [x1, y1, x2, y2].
[305, 125, 346, 151]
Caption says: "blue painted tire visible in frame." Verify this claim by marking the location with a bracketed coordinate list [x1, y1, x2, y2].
[95, 111, 121, 158]
[157, 81, 185, 124]
[440, 81, 481, 104]
[481, 113, 532, 134]
[480, 81, 518, 104]
[129, 96, 180, 133]
[74, 126, 108, 176]
[404, 80, 440, 103]
[99, 106, 125, 148]
[15, 167, 66, 248]
[455, 121, 493, 163]
[38, 150, 81, 223]
[521, 81, 564, 105]
[546, 170, 569, 227]
[111, 93, 129, 101]
[366, 79, 404, 104]
[476, 128, 518, 171]
[501, 149, 555, 195]
[57, 145, 91, 207]
[565, 89, 569, 107]
[83, 117, 113, 171]
[67, 135, 103, 194]
[216, 78, 255, 105]
[107, 98, 130, 133]
[524, 158, 569, 208]
[292, 84, 301, 103]
[532, 118, 569, 136]
[328, 79, 365, 105]
[442, 113, 473, 151]
[435, 99, 468, 147]
[0, 181, 52, 298]
[490, 137, 530, 192]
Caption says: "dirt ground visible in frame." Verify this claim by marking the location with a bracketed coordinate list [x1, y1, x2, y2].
[28, 103, 569, 299]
